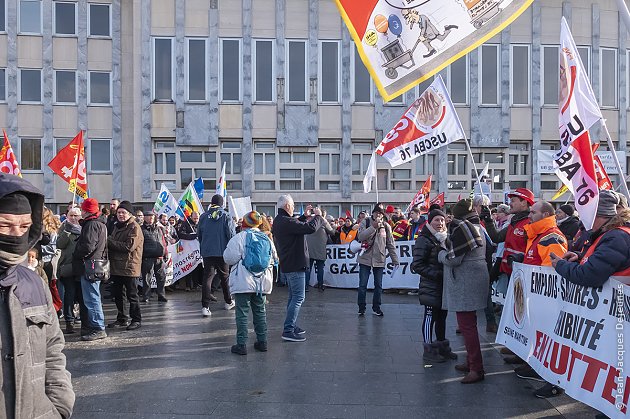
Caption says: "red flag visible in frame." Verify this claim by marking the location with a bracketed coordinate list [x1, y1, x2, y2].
[429, 192, 445, 208]
[48, 132, 88, 199]
[593, 155, 612, 190]
[0, 130, 22, 177]
[407, 176, 432, 213]
[345, 210, 352, 219]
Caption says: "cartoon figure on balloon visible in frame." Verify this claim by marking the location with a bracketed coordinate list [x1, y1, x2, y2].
[402, 9, 458, 59]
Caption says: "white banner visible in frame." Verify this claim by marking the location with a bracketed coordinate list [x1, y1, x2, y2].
[538, 150, 626, 175]
[307, 241, 417, 289]
[228, 196, 253, 221]
[375, 75, 465, 167]
[497, 263, 629, 418]
[168, 240, 202, 284]
[153, 184, 180, 218]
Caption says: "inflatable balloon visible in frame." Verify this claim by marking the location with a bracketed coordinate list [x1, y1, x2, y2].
[388, 14, 403, 37]
[364, 29, 378, 47]
[374, 14, 388, 34]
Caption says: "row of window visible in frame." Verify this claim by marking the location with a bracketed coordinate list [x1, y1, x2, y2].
[159, 38, 619, 109]
[0, 69, 111, 105]
[14, 137, 111, 173]
[4, 0, 112, 37]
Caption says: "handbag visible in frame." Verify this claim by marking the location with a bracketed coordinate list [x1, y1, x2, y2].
[84, 247, 110, 283]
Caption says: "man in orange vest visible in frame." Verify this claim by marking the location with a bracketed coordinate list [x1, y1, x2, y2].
[551, 190, 630, 284]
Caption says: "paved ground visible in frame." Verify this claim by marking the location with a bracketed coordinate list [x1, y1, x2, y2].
[64, 286, 598, 419]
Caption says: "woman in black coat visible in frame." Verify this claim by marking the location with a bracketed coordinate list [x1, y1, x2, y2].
[411, 210, 456, 364]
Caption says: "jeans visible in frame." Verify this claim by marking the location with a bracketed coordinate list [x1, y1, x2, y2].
[357, 264, 384, 311]
[456, 311, 484, 373]
[203, 256, 231, 306]
[110, 275, 142, 323]
[80, 276, 105, 331]
[141, 258, 166, 300]
[306, 259, 325, 287]
[234, 293, 267, 345]
[282, 271, 306, 333]
[61, 276, 86, 324]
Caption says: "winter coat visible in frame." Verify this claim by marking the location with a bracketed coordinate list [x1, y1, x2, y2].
[141, 222, 167, 259]
[56, 222, 81, 279]
[357, 221, 399, 268]
[176, 219, 197, 240]
[557, 215, 580, 243]
[523, 216, 567, 267]
[305, 218, 335, 261]
[271, 209, 323, 273]
[555, 209, 630, 287]
[108, 219, 144, 277]
[438, 223, 489, 312]
[485, 210, 529, 275]
[197, 206, 236, 258]
[72, 215, 108, 277]
[223, 228, 278, 295]
[411, 225, 444, 307]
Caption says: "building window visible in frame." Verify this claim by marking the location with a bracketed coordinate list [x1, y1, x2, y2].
[577, 46, 590, 78]
[511, 44, 530, 106]
[351, 142, 372, 176]
[0, 69, 5, 101]
[54, 70, 75, 104]
[541, 180, 557, 190]
[220, 38, 242, 102]
[448, 154, 467, 176]
[542, 45, 558, 106]
[153, 38, 173, 101]
[278, 149, 316, 190]
[89, 3, 110, 37]
[353, 47, 372, 103]
[19, 138, 41, 171]
[19, 69, 41, 102]
[319, 143, 340, 176]
[255, 204, 276, 216]
[178, 148, 217, 189]
[480, 44, 499, 105]
[220, 142, 242, 175]
[88, 139, 111, 172]
[88, 71, 110, 105]
[254, 39, 274, 102]
[600, 48, 618, 108]
[154, 149, 175, 175]
[255, 181, 275, 190]
[186, 38, 206, 101]
[0, 0, 5, 32]
[449, 55, 468, 105]
[54, 2, 76, 36]
[415, 154, 435, 176]
[509, 154, 529, 176]
[391, 169, 411, 190]
[319, 40, 340, 104]
[254, 142, 275, 175]
[287, 40, 307, 102]
[19, 0, 41, 34]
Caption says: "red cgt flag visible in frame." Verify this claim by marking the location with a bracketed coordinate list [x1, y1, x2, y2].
[429, 192, 445, 208]
[0, 130, 22, 177]
[48, 131, 88, 199]
[407, 175, 432, 213]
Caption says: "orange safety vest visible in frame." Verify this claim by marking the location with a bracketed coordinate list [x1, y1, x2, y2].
[580, 226, 630, 276]
[523, 216, 567, 267]
[339, 228, 358, 244]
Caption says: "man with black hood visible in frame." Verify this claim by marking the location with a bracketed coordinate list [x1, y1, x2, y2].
[555, 204, 580, 245]
[0, 173, 74, 417]
[197, 194, 236, 316]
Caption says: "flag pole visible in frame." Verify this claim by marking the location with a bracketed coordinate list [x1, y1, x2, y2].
[461, 133, 486, 200]
[600, 123, 630, 200]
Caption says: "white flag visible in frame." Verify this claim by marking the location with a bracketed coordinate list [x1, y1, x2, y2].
[375, 75, 465, 167]
[363, 152, 377, 194]
[479, 161, 490, 180]
[216, 162, 227, 200]
[153, 183, 179, 218]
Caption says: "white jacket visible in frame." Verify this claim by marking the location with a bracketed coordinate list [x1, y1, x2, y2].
[223, 228, 277, 295]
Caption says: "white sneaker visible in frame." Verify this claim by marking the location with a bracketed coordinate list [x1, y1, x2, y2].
[201, 307, 211, 317]
[225, 301, 235, 310]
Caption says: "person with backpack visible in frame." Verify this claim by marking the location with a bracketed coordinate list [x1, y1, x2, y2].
[223, 211, 277, 355]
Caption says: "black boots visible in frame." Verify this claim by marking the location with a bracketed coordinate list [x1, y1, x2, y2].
[436, 339, 458, 360]
[423, 343, 446, 364]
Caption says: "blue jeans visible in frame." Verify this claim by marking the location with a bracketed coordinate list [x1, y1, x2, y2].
[81, 276, 105, 331]
[358, 264, 384, 311]
[307, 259, 325, 287]
[282, 271, 306, 333]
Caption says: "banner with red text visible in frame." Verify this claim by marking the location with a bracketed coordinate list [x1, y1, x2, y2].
[334, 0, 533, 101]
[497, 263, 629, 418]
[376, 75, 464, 166]
[168, 239, 202, 284]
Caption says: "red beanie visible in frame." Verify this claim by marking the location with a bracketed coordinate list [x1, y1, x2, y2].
[81, 198, 100, 214]
[385, 205, 395, 214]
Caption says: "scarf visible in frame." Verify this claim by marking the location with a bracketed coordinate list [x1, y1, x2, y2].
[0, 231, 31, 270]
[446, 213, 483, 259]
[426, 223, 447, 245]
[63, 221, 82, 235]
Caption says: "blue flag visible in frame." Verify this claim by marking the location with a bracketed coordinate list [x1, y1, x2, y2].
[194, 177, 204, 199]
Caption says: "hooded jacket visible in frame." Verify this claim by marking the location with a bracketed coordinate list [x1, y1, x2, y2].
[0, 173, 74, 418]
[557, 215, 580, 243]
[197, 205, 235, 258]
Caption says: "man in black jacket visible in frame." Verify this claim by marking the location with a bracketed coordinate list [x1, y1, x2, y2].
[140, 211, 168, 303]
[271, 195, 323, 342]
[106, 198, 119, 234]
[555, 204, 580, 245]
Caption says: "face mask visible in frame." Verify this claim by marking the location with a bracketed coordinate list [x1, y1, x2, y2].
[0, 230, 31, 258]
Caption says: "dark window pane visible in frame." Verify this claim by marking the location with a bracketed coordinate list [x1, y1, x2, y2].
[89, 4, 110, 36]
[354, 48, 370, 103]
[321, 42, 339, 102]
[154, 153, 163, 174]
[20, 0, 41, 33]
[601, 49, 617, 107]
[255, 181, 275, 190]
[265, 154, 275, 174]
[188, 39, 206, 101]
[154, 39, 172, 101]
[20, 138, 41, 170]
[55, 2, 75, 35]
[90, 140, 110, 171]
[180, 168, 192, 189]
[543, 46, 558, 105]
[481, 45, 498, 105]
[0, 0, 5, 32]
[304, 169, 315, 190]
[0, 69, 5, 101]
[165, 153, 175, 174]
[90, 72, 110, 104]
[204, 151, 216, 162]
[255, 40, 273, 101]
[222, 39, 240, 101]
[288, 41, 306, 102]
[254, 153, 263, 174]
[232, 153, 241, 174]
[450, 56, 467, 104]
[55, 71, 75, 103]
[512, 45, 529, 105]
[180, 151, 202, 162]
[21, 70, 41, 102]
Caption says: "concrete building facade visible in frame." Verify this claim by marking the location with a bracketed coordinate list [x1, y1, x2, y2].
[6, 0, 630, 216]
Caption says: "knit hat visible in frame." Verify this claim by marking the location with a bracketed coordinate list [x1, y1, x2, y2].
[496, 204, 510, 214]
[242, 211, 262, 229]
[117, 200, 134, 215]
[385, 205, 395, 214]
[619, 193, 628, 209]
[508, 188, 535, 206]
[559, 204, 575, 217]
[428, 203, 442, 212]
[372, 205, 385, 215]
[451, 199, 474, 219]
[596, 190, 620, 218]
[427, 209, 446, 223]
[80, 198, 99, 215]
[211, 194, 224, 208]
[0, 192, 32, 215]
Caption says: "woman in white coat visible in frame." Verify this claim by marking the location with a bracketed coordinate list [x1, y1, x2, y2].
[223, 211, 278, 355]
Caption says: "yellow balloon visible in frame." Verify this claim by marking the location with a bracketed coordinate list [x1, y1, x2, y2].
[364, 30, 378, 47]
